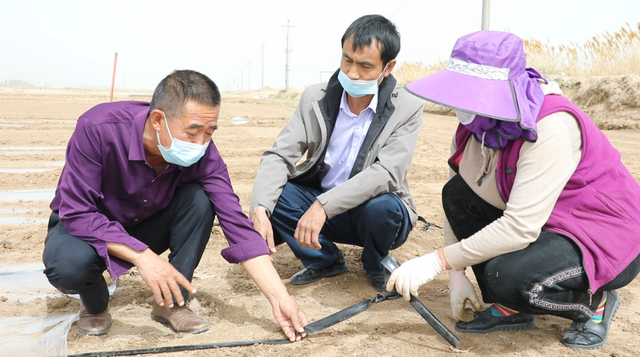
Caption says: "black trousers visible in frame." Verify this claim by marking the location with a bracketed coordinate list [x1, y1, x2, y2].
[443, 174, 640, 322]
[42, 183, 214, 314]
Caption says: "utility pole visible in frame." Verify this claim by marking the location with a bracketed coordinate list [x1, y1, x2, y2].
[248, 62, 251, 91]
[259, 43, 266, 90]
[109, 52, 118, 102]
[283, 19, 294, 92]
[481, 0, 490, 30]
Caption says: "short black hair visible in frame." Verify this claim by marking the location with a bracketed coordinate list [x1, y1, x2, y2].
[341, 14, 401, 67]
[149, 70, 221, 120]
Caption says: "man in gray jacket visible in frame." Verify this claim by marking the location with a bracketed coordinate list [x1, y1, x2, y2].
[250, 14, 423, 291]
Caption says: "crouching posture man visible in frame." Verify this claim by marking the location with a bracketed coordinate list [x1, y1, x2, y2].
[43, 70, 307, 341]
[250, 15, 424, 292]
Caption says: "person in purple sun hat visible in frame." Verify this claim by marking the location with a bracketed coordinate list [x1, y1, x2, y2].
[386, 30, 640, 350]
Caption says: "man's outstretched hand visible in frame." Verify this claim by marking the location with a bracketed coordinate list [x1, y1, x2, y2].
[241, 255, 308, 342]
[108, 243, 195, 308]
[270, 293, 308, 341]
[134, 248, 196, 308]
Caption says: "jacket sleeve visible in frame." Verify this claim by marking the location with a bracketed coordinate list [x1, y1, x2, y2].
[250, 89, 313, 214]
[316, 96, 424, 219]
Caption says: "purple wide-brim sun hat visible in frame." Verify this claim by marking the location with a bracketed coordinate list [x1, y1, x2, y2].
[406, 31, 545, 124]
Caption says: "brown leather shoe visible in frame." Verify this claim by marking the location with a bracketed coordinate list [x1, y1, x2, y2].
[78, 306, 112, 335]
[151, 302, 209, 334]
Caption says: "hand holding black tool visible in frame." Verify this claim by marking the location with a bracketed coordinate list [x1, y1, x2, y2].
[304, 255, 459, 347]
[381, 255, 460, 347]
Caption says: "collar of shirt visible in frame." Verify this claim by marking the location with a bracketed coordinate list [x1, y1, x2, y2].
[339, 90, 379, 117]
[128, 107, 151, 161]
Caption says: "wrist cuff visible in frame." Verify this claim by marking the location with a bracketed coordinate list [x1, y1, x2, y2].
[440, 259, 449, 271]
[437, 250, 451, 271]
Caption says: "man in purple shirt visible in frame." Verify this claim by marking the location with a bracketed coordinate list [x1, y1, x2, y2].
[43, 70, 307, 341]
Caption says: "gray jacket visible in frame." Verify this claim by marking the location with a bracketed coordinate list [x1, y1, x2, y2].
[251, 70, 424, 226]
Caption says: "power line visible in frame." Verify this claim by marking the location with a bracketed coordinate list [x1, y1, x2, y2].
[390, 0, 414, 17]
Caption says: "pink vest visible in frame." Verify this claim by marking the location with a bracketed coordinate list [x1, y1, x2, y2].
[449, 95, 640, 292]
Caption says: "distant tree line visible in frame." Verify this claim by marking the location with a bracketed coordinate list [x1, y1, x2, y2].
[0, 80, 35, 87]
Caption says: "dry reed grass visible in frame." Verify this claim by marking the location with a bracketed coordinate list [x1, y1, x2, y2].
[393, 61, 446, 86]
[394, 22, 640, 84]
[525, 22, 640, 77]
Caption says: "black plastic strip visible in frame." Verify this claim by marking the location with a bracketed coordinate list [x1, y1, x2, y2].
[66, 338, 291, 357]
[304, 291, 401, 333]
[381, 255, 459, 347]
[410, 297, 460, 347]
[64, 255, 458, 356]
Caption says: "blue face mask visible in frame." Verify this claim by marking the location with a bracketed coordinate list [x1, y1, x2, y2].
[337, 63, 388, 97]
[156, 112, 210, 167]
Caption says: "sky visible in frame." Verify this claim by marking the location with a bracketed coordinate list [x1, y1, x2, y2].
[1, 0, 638, 92]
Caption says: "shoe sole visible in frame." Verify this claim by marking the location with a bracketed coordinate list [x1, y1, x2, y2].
[290, 265, 349, 285]
[455, 320, 536, 334]
[78, 325, 111, 336]
[151, 314, 210, 334]
[563, 291, 621, 350]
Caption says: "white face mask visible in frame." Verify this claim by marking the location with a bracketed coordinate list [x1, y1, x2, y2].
[156, 112, 209, 167]
[337, 63, 388, 97]
[454, 110, 476, 125]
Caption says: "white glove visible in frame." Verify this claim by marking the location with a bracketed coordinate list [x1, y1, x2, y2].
[448, 269, 483, 321]
[386, 251, 444, 301]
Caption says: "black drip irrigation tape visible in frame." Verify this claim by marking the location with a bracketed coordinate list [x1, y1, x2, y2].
[64, 256, 459, 357]
[67, 339, 291, 357]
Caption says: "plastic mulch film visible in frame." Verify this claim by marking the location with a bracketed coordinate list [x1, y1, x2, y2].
[0, 313, 79, 357]
[0, 264, 116, 357]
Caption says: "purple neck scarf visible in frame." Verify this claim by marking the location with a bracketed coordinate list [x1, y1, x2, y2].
[464, 68, 547, 149]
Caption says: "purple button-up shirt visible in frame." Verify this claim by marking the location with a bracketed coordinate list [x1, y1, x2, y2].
[51, 101, 269, 278]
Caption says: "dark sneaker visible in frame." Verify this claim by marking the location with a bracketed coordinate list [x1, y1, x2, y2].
[455, 307, 535, 334]
[368, 274, 386, 292]
[290, 252, 349, 285]
[563, 290, 621, 350]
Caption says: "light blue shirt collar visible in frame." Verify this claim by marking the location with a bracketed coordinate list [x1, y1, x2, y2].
[339, 90, 379, 116]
